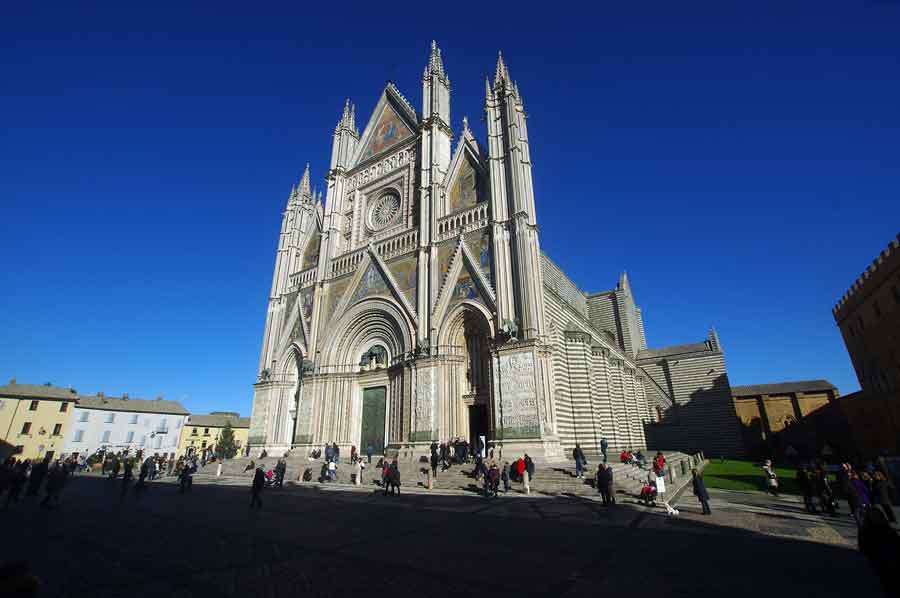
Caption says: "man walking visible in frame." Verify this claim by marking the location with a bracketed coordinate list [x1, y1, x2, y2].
[524, 454, 535, 494]
[691, 468, 711, 515]
[275, 459, 286, 488]
[600, 438, 608, 463]
[366, 444, 373, 464]
[573, 444, 586, 479]
[120, 459, 133, 498]
[596, 463, 610, 505]
[430, 450, 438, 480]
[250, 467, 265, 509]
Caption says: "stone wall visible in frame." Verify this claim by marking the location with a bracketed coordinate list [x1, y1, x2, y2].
[639, 347, 745, 457]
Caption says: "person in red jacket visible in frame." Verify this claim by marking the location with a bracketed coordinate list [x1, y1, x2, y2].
[515, 457, 529, 494]
[515, 457, 525, 483]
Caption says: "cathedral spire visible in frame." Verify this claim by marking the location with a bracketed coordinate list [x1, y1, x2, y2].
[286, 183, 297, 207]
[298, 162, 311, 198]
[424, 39, 449, 84]
[336, 98, 357, 133]
[421, 40, 451, 126]
[494, 51, 511, 87]
[331, 97, 359, 171]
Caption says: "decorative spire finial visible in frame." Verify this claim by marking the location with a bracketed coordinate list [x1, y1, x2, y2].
[298, 162, 311, 197]
[424, 40, 448, 83]
[494, 51, 511, 86]
[462, 115, 469, 134]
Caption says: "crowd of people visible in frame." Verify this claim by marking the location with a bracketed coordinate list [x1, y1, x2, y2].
[794, 460, 896, 525]
[0, 455, 72, 508]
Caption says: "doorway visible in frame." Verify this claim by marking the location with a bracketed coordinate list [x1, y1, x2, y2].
[360, 387, 387, 455]
[468, 405, 489, 453]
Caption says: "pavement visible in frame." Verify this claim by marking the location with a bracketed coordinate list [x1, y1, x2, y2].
[0, 473, 888, 598]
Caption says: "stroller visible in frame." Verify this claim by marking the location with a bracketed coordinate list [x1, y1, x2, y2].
[639, 483, 658, 506]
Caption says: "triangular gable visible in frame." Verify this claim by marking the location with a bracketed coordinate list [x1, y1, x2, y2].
[298, 286, 315, 331]
[432, 236, 497, 323]
[386, 254, 418, 308]
[463, 228, 493, 287]
[300, 234, 321, 271]
[349, 261, 392, 304]
[353, 85, 418, 167]
[328, 245, 418, 329]
[444, 125, 487, 215]
[278, 291, 308, 358]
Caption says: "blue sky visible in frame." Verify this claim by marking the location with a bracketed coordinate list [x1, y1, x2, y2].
[2, 2, 898, 414]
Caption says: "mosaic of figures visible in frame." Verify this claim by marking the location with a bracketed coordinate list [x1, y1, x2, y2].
[448, 155, 481, 214]
[350, 263, 391, 304]
[301, 238, 320, 271]
[387, 254, 417, 306]
[464, 229, 493, 286]
[299, 287, 315, 323]
[324, 276, 352, 323]
[437, 243, 455, 281]
[362, 104, 414, 161]
[448, 265, 481, 308]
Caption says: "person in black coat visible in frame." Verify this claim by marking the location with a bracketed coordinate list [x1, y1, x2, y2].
[275, 460, 286, 488]
[26, 458, 49, 496]
[596, 463, 613, 506]
[573, 444, 586, 479]
[858, 505, 900, 597]
[691, 468, 711, 515]
[388, 460, 401, 496]
[872, 471, 896, 523]
[250, 468, 265, 509]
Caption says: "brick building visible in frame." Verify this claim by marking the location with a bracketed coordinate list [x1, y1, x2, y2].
[832, 232, 900, 453]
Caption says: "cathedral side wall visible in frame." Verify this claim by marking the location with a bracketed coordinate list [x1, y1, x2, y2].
[586, 293, 619, 345]
[543, 288, 647, 453]
[639, 352, 745, 456]
[540, 254, 588, 318]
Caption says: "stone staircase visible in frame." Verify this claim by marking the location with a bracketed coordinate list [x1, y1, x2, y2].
[195, 450, 704, 500]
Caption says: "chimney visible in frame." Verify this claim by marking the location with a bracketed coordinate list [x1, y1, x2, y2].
[155, 394, 163, 400]
[9, 378, 15, 385]
[97, 391, 104, 398]
[122, 393, 129, 401]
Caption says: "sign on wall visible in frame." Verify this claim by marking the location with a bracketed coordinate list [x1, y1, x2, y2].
[496, 351, 541, 439]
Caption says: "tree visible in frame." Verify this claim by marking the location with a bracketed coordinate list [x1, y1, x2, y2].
[218, 422, 237, 459]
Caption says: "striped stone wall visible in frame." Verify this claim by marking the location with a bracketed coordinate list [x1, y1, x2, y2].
[639, 349, 745, 456]
[541, 269, 651, 453]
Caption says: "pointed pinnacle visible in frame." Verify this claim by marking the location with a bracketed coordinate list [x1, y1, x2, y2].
[425, 40, 447, 81]
[299, 162, 311, 196]
[462, 115, 470, 134]
[495, 51, 510, 86]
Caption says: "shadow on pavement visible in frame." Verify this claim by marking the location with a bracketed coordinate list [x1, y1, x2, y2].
[0, 475, 889, 598]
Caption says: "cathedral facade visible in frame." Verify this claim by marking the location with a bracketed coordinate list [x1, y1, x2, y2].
[249, 43, 744, 460]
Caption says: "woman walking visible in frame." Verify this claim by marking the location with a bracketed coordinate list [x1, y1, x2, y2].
[691, 468, 711, 515]
[250, 467, 265, 509]
[850, 472, 871, 525]
[762, 460, 779, 496]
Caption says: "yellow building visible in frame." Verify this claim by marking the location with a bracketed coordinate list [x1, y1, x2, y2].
[0, 380, 78, 461]
[178, 412, 249, 458]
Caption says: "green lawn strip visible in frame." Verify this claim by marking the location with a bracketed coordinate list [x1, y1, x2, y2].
[702, 459, 805, 495]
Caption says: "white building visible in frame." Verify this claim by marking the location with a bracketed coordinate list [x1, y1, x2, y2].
[249, 42, 745, 460]
[64, 393, 190, 459]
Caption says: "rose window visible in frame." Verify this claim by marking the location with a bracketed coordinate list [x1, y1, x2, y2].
[368, 193, 401, 231]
